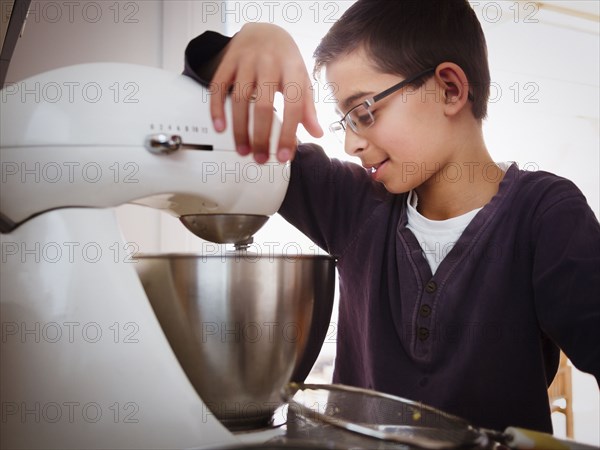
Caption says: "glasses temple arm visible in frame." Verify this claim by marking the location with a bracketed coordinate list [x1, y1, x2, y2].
[371, 68, 436, 103]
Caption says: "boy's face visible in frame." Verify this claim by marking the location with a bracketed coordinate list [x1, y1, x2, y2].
[326, 49, 454, 194]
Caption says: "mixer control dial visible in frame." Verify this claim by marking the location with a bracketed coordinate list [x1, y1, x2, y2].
[145, 134, 182, 154]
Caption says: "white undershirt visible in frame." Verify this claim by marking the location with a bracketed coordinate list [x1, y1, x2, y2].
[406, 192, 481, 275]
[405, 163, 510, 275]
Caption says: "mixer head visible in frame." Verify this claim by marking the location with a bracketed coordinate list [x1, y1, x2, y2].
[0, 63, 289, 240]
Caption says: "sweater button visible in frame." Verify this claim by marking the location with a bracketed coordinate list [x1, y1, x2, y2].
[425, 281, 437, 293]
[419, 304, 432, 317]
[418, 327, 430, 341]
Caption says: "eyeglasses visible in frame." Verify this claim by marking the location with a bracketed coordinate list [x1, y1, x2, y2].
[329, 67, 436, 141]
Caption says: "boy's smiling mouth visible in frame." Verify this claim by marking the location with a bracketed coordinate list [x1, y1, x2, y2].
[364, 159, 390, 177]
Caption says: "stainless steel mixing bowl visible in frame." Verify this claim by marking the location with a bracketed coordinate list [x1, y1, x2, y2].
[134, 253, 336, 430]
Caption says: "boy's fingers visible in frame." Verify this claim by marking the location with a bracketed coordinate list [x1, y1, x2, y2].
[249, 64, 282, 163]
[210, 59, 237, 132]
[230, 72, 256, 155]
[230, 93, 251, 155]
[274, 69, 322, 161]
[251, 93, 275, 164]
[302, 80, 324, 138]
[302, 111, 324, 139]
[277, 97, 304, 162]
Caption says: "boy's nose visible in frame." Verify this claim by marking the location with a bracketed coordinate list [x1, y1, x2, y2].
[344, 129, 367, 156]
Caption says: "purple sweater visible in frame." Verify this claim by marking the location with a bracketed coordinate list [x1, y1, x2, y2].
[185, 32, 600, 433]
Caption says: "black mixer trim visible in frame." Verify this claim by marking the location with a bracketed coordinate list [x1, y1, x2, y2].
[181, 143, 214, 151]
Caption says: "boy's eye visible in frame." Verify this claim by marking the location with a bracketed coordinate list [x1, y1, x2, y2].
[357, 114, 371, 125]
[353, 109, 373, 126]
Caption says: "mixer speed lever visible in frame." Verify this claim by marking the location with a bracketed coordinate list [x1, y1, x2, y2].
[145, 134, 215, 154]
[145, 133, 182, 154]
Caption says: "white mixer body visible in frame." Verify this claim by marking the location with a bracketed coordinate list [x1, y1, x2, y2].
[0, 63, 288, 448]
[0, 208, 238, 449]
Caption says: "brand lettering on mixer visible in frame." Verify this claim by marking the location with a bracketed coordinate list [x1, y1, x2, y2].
[1, 321, 140, 344]
[1, 401, 139, 424]
[200, 321, 301, 344]
[0, 81, 139, 104]
[1, 162, 140, 184]
[0, 241, 139, 264]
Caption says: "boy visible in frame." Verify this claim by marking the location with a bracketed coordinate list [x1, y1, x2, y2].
[184, 0, 600, 433]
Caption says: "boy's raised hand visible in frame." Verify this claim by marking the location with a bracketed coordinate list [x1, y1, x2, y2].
[210, 23, 324, 164]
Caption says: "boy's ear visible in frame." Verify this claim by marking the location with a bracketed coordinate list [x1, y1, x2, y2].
[434, 63, 470, 117]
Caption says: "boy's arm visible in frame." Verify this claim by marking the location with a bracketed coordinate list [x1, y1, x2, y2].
[532, 180, 600, 384]
[183, 31, 232, 85]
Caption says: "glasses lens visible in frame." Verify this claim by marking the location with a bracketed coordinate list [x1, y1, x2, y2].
[329, 104, 375, 143]
[348, 104, 374, 133]
[329, 121, 346, 143]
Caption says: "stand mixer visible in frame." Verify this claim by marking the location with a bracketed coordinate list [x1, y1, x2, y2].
[0, 63, 335, 449]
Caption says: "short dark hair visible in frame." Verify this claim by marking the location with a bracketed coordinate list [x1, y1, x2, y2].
[313, 0, 490, 120]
